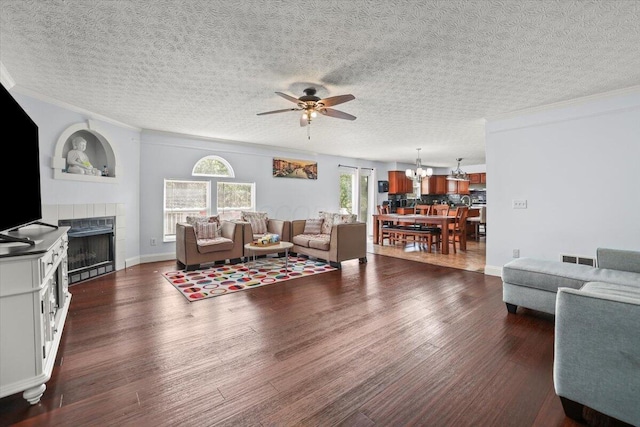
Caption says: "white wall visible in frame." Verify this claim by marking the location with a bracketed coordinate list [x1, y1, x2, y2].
[485, 87, 640, 273]
[13, 92, 142, 265]
[138, 131, 389, 259]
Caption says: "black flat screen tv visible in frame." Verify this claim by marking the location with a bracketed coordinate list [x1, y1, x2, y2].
[0, 82, 44, 244]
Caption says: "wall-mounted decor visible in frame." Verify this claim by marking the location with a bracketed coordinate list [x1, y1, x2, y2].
[273, 157, 318, 180]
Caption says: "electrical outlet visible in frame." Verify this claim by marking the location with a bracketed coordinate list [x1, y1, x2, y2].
[150, 238, 156, 246]
[512, 199, 527, 209]
[513, 249, 520, 258]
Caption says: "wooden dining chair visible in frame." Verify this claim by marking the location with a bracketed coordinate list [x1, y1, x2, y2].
[432, 204, 450, 216]
[415, 204, 431, 215]
[377, 205, 396, 245]
[447, 206, 468, 254]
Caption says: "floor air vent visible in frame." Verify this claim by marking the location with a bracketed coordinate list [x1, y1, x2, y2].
[561, 254, 595, 267]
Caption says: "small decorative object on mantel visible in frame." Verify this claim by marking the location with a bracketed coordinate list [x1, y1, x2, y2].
[273, 157, 318, 179]
[251, 233, 280, 246]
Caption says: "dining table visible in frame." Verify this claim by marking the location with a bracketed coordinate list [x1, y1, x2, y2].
[372, 213, 462, 255]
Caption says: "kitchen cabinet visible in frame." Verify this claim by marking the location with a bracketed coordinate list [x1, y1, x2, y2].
[421, 175, 447, 195]
[469, 173, 486, 184]
[0, 226, 71, 405]
[388, 171, 413, 194]
[447, 179, 470, 195]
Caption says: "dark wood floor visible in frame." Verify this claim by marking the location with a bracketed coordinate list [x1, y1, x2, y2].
[1, 254, 584, 426]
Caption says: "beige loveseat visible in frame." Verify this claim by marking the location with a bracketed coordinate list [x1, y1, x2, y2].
[175, 220, 243, 271]
[291, 212, 367, 269]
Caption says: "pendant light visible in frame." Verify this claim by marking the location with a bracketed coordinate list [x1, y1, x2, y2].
[447, 158, 469, 181]
[405, 148, 433, 181]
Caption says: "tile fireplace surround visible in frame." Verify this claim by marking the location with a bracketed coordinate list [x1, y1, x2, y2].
[41, 203, 126, 273]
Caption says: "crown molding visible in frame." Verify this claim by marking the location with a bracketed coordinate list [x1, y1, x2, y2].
[486, 85, 640, 122]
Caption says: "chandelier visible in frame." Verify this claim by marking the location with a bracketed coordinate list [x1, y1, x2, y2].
[447, 158, 469, 181]
[405, 148, 433, 181]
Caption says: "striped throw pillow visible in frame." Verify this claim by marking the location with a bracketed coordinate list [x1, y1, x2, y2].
[303, 218, 324, 234]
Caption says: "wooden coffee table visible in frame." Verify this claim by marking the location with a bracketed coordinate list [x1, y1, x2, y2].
[244, 241, 294, 271]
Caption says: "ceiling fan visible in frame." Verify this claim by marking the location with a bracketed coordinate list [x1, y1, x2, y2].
[257, 87, 356, 127]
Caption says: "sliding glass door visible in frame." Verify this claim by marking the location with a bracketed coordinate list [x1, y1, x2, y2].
[338, 166, 375, 236]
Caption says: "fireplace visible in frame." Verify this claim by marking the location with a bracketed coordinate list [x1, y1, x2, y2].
[59, 216, 115, 284]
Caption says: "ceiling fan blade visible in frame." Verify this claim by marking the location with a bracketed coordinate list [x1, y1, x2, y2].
[275, 92, 301, 104]
[318, 94, 355, 107]
[300, 115, 308, 127]
[257, 108, 300, 116]
[319, 108, 357, 121]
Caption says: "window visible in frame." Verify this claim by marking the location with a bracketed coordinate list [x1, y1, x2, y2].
[217, 182, 255, 221]
[339, 167, 356, 214]
[163, 179, 210, 241]
[192, 155, 234, 177]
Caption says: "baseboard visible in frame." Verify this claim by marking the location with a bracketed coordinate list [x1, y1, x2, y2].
[484, 264, 502, 277]
[134, 252, 176, 266]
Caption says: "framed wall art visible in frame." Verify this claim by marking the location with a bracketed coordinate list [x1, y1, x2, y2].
[273, 157, 317, 180]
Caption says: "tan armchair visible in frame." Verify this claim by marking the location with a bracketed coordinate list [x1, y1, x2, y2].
[176, 221, 243, 271]
[291, 220, 367, 269]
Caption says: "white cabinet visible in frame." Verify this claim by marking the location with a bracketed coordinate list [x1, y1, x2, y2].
[0, 226, 71, 404]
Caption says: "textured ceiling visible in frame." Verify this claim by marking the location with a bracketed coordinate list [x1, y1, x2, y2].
[1, 0, 639, 167]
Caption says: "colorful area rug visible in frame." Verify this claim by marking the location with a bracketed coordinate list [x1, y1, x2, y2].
[162, 256, 336, 301]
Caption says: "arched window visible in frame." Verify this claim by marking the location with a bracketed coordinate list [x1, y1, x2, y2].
[192, 155, 234, 177]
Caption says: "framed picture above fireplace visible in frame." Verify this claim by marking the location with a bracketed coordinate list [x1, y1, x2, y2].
[272, 157, 317, 180]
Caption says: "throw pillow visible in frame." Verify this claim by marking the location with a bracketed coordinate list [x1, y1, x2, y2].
[303, 218, 323, 234]
[318, 211, 334, 234]
[333, 213, 357, 225]
[242, 211, 268, 234]
[185, 215, 220, 226]
[194, 222, 219, 239]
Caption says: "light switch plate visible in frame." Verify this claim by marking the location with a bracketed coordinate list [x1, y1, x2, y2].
[512, 199, 527, 209]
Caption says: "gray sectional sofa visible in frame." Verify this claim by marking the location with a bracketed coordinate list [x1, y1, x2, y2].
[502, 248, 640, 426]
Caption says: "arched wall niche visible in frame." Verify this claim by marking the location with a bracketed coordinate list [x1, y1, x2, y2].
[52, 120, 120, 182]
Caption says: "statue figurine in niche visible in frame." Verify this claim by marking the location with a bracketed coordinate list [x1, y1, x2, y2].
[66, 136, 102, 176]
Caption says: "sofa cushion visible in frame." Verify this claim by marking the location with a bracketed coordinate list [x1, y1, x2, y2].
[303, 218, 323, 234]
[308, 234, 331, 250]
[585, 268, 640, 288]
[242, 211, 268, 234]
[580, 281, 640, 301]
[597, 248, 640, 274]
[194, 221, 220, 239]
[196, 237, 234, 253]
[502, 258, 598, 293]
[293, 233, 330, 250]
[504, 257, 640, 293]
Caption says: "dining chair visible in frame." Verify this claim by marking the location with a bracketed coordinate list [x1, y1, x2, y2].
[415, 204, 431, 215]
[432, 204, 450, 216]
[447, 206, 469, 254]
[467, 206, 486, 240]
[377, 205, 396, 245]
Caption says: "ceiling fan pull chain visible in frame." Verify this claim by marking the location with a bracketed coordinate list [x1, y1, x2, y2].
[307, 124, 311, 140]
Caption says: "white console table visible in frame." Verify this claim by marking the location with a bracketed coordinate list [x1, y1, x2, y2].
[0, 226, 71, 404]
